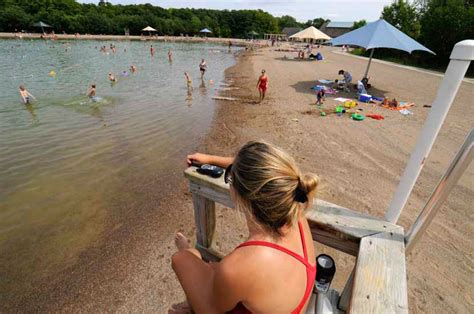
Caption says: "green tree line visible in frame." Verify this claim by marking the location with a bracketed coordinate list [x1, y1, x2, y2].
[378, 0, 473, 68]
[0, 0, 282, 37]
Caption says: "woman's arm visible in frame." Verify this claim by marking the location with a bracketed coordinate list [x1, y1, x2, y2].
[187, 153, 234, 168]
[257, 76, 261, 88]
[171, 251, 245, 313]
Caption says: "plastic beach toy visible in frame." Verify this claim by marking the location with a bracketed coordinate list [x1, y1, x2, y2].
[351, 113, 365, 121]
[335, 106, 344, 113]
[48, 70, 56, 77]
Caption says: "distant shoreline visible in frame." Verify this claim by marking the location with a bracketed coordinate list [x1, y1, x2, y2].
[0, 32, 261, 46]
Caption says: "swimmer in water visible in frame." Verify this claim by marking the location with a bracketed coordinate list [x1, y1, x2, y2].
[130, 65, 137, 73]
[184, 72, 193, 90]
[87, 84, 96, 98]
[108, 72, 117, 83]
[168, 49, 173, 62]
[150, 45, 155, 57]
[19, 85, 36, 104]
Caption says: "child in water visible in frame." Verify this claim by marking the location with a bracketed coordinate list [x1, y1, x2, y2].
[87, 84, 96, 98]
[108, 72, 117, 83]
[184, 72, 193, 90]
[19, 85, 36, 104]
[130, 65, 137, 73]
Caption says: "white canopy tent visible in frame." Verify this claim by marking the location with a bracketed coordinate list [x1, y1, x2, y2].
[142, 26, 157, 32]
[289, 26, 331, 41]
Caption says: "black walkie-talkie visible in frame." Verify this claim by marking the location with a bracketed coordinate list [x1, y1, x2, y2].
[196, 164, 224, 178]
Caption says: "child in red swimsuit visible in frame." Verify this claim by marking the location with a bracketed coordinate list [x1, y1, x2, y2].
[257, 69, 268, 103]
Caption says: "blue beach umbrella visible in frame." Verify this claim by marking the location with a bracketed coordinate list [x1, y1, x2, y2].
[329, 19, 435, 78]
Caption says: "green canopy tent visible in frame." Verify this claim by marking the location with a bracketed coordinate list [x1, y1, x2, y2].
[248, 30, 259, 39]
[33, 21, 53, 34]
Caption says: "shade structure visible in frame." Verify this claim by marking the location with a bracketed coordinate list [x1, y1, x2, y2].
[200, 28, 212, 33]
[329, 19, 435, 78]
[289, 26, 331, 41]
[142, 26, 157, 32]
[33, 21, 52, 33]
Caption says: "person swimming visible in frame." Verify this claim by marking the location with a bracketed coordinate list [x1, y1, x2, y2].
[108, 72, 117, 83]
[19, 85, 36, 104]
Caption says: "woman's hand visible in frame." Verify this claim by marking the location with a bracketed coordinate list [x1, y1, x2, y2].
[186, 153, 213, 166]
[186, 153, 234, 168]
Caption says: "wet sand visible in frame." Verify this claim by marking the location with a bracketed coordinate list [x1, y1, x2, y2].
[5, 46, 473, 312]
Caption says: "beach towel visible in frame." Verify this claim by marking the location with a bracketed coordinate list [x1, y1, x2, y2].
[334, 97, 352, 103]
[318, 79, 333, 84]
[311, 85, 337, 95]
[399, 109, 413, 116]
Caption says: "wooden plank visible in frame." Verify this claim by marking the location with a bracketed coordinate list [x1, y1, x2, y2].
[195, 243, 224, 262]
[350, 231, 408, 314]
[192, 193, 216, 249]
[308, 199, 403, 244]
[338, 270, 354, 311]
[189, 182, 234, 208]
[185, 167, 402, 253]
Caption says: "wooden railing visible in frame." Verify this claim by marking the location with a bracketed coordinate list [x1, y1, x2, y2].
[184, 167, 408, 313]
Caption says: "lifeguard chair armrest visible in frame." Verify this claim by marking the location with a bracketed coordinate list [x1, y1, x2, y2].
[184, 167, 402, 256]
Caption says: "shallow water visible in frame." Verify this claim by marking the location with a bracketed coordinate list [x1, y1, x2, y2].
[0, 39, 236, 299]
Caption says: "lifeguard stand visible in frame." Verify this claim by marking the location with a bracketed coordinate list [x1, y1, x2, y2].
[184, 40, 473, 313]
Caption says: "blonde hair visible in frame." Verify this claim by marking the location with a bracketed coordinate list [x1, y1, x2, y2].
[230, 141, 318, 235]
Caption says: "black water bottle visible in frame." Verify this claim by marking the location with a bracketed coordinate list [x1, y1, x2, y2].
[315, 254, 336, 293]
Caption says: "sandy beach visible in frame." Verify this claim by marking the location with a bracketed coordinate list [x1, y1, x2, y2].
[5, 45, 473, 313]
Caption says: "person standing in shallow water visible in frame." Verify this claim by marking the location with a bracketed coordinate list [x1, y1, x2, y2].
[257, 69, 269, 103]
[19, 85, 36, 104]
[150, 45, 155, 57]
[168, 49, 173, 62]
[199, 59, 207, 78]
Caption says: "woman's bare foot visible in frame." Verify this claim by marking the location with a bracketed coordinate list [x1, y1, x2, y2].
[175, 232, 190, 251]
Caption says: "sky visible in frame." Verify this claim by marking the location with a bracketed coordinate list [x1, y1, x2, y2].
[79, 0, 394, 22]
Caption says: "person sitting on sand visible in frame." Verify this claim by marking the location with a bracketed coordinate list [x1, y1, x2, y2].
[199, 59, 207, 78]
[19, 85, 36, 104]
[184, 72, 193, 90]
[257, 70, 269, 103]
[171, 141, 318, 314]
[338, 69, 352, 92]
[87, 84, 96, 98]
[108, 72, 117, 83]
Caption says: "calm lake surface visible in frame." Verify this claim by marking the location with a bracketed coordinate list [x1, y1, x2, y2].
[0, 39, 237, 300]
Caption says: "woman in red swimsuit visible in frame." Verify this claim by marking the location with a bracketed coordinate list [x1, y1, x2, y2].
[257, 70, 269, 103]
[171, 141, 318, 313]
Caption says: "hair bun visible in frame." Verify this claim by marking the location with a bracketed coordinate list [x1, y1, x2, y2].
[298, 173, 319, 197]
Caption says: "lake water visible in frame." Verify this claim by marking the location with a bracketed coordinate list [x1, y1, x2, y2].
[0, 39, 237, 300]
